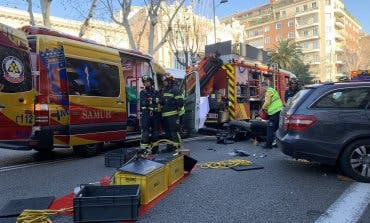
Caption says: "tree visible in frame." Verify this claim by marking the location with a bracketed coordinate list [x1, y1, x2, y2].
[104, 0, 186, 55]
[289, 61, 314, 86]
[40, 0, 52, 27]
[166, 5, 208, 68]
[78, 0, 98, 37]
[26, 0, 35, 26]
[342, 33, 370, 74]
[269, 39, 303, 70]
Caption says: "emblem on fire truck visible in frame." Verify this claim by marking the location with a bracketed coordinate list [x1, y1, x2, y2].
[2, 56, 25, 84]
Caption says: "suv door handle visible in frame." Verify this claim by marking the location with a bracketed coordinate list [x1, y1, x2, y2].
[116, 99, 124, 104]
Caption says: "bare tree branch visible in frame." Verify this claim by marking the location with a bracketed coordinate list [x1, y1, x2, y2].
[26, 0, 35, 26]
[40, 0, 52, 28]
[152, 0, 185, 54]
[79, 0, 98, 37]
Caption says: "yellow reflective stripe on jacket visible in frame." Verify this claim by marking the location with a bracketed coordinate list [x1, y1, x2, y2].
[267, 88, 283, 115]
[175, 95, 184, 99]
[155, 98, 159, 103]
[162, 110, 178, 117]
[178, 106, 185, 116]
[163, 93, 174, 97]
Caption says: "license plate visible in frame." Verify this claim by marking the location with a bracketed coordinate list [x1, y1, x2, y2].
[207, 113, 218, 119]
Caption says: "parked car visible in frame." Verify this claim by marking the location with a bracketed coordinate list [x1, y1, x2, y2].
[276, 82, 370, 182]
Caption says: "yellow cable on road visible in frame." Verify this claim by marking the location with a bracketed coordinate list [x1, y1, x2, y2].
[16, 207, 73, 223]
[199, 159, 252, 169]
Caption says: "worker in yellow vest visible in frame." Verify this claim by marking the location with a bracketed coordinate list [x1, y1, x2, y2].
[261, 82, 283, 149]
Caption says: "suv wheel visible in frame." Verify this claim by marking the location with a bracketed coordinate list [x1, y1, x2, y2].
[340, 139, 370, 183]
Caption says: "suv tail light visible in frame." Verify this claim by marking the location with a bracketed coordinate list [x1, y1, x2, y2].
[35, 103, 49, 126]
[284, 115, 316, 131]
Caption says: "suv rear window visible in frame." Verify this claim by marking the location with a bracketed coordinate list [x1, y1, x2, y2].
[286, 89, 312, 108]
[0, 45, 32, 93]
[312, 87, 370, 109]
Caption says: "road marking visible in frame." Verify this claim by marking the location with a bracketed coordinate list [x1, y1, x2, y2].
[315, 182, 370, 223]
[0, 158, 77, 172]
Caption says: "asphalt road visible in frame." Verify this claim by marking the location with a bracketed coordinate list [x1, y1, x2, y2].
[0, 137, 369, 223]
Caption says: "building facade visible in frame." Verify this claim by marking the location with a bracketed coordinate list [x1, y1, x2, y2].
[225, 0, 362, 82]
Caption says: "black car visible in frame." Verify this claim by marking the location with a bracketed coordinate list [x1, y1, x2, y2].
[276, 82, 370, 182]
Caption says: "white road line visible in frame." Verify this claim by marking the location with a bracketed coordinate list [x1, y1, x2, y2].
[315, 182, 370, 223]
[0, 158, 77, 172]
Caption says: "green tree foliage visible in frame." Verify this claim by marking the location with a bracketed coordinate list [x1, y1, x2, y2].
[269, 39, 303, 69]
[269, 39, 314, 86]
[289, 60, 314, 86]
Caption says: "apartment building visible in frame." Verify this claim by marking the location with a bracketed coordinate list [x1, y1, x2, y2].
[226, 0, 362, 82]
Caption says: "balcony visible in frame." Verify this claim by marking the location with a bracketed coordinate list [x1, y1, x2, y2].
[335, 32, 345, 41]
[302, 48, 320, 53]
[245, 34, 263, 40]
[335, 46, 344, 52]
[334, 8, 345, 17]
[296, 35, 319, 42]
[295, 9, 319, 18]
[296, 22, 319, 30]
[335, 21, 345, 29]
[335, 60, 344, 65]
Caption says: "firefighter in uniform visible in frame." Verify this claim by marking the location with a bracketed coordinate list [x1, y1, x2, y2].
[261, 82, 283, 149]
[284, 78, 300, 103]
[160, 73, 183, 152]
[140, 75, 160, 154]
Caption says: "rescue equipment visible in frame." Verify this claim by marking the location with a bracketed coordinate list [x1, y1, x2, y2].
[199, 159, 252, 169]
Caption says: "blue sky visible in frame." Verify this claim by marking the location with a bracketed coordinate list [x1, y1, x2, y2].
[2, 0, 369, 33]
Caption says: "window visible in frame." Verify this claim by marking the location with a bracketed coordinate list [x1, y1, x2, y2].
[288, 32, 295, 39]
[312, 88, 370, 109]
[326, 0, 331, 5]
[265, 37, 271, 44]
[276, 23, 282, 29]
[313, 28, 318, 36]
[313, 16, 319, 23]
[264, 26, 270, 32]
[296, 7, 300, 13]
[276, 35, 283, 42]
[326, 40, 332, 46]
[303, 4, 308, 11]
[0, 45, 32, 93]
[304, 30, 309, 36]
[313, 40, 319, 49]
[303, 42, 309, 49]
[312, 2, 317, 8]
[281, 10, 286, 17]
[288, 20, 294, 27]
[66, 58, 120, 97]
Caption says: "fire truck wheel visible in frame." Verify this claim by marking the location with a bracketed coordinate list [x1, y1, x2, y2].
[73, 143, 103, 157]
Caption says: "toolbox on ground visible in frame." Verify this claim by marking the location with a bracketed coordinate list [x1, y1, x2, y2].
[104, 148, 137, 168]
[114, 158, 167, 205]
[151, 153, 184, 186]
[73, 185, 140, 222]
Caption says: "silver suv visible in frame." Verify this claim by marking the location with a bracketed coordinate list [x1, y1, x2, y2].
[276, 82, 370, 182]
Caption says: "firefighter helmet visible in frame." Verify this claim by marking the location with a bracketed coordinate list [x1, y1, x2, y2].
[141, 75, 153, 83]
[162, 73, 174, 82]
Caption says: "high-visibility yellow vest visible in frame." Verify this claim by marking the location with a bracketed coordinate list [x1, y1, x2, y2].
[267, 87, 283, 115]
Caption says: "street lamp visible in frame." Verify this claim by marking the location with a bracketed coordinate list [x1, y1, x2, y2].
[213, 0, 228, 43]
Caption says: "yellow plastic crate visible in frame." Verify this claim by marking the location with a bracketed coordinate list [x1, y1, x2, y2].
[114, 166, 167, 205]
[168, 155, 184, 185]
[158, 155, 184, 186]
